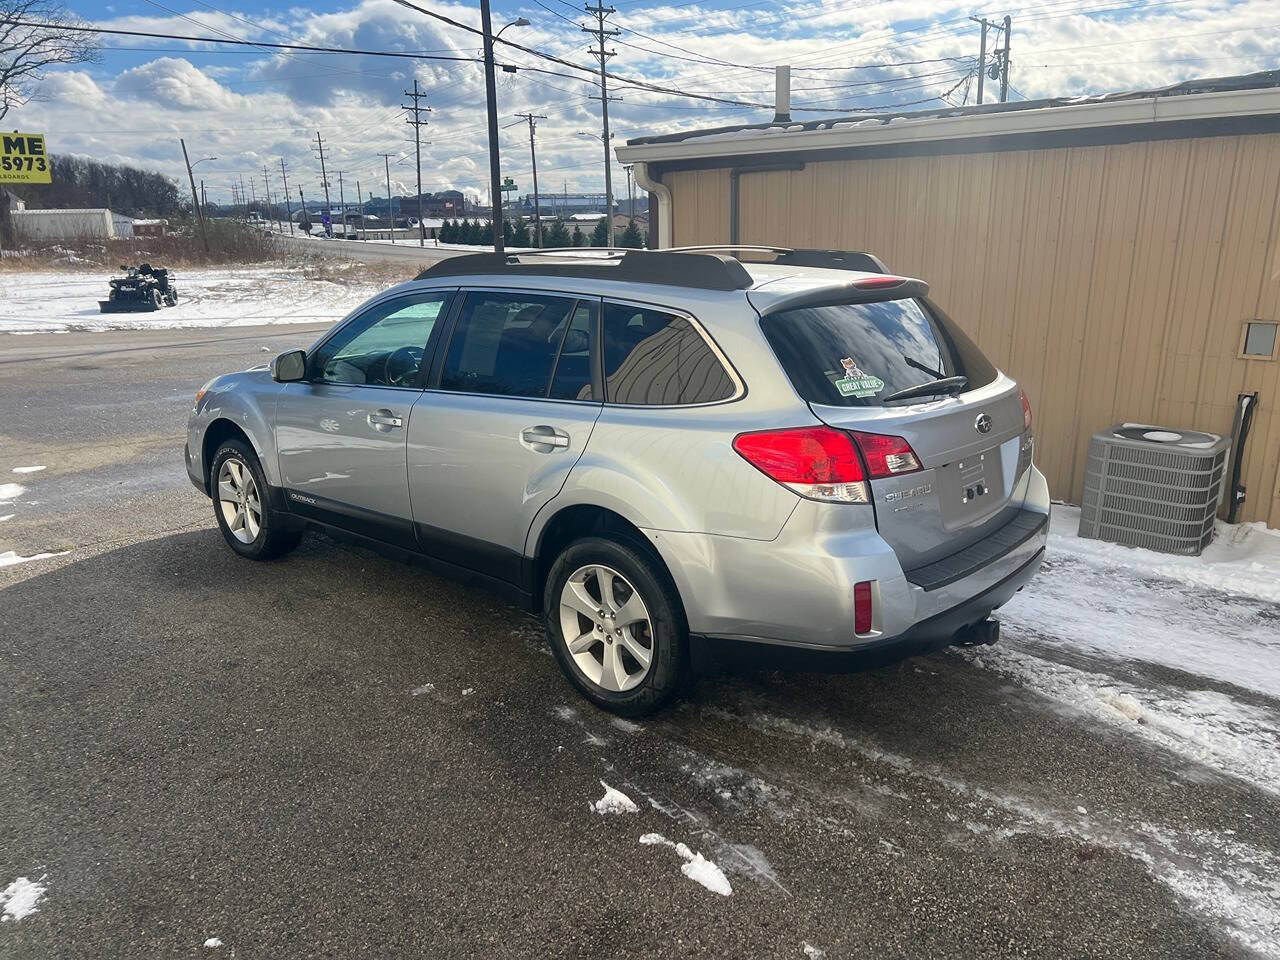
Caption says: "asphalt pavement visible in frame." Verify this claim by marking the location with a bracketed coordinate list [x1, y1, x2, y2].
[1, 324, 1276, 959]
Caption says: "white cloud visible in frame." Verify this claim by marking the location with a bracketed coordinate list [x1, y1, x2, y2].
[5, 0, 1274, 205]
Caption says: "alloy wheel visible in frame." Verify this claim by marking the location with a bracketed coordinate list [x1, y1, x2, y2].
[558, 563, 654, 692]
[216, 457, 262, 545]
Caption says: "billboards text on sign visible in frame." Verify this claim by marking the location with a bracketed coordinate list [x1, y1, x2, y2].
[0, 133, 51, 184]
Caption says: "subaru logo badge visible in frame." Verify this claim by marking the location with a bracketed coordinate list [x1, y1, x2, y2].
[975, 413, 992, 434]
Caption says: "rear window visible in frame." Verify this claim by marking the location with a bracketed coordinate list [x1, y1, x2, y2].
[759, 298, 996, 407]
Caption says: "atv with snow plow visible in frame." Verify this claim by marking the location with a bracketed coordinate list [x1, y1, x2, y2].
[99, 263, 179, 313]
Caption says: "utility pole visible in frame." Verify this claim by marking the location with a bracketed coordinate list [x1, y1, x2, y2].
[200, 180, 206, 217]
[624, 164, 633, 222]
[337, 170, 346, 238]
[972, 15, 1012, 104]
[179, 138, 209, 252]
[356, 180, 364, 240]
[298, 186, 306, 227]
[248, 177, 257, 215]
[378, 152, 396, 244]
[313, 131, 332, 235]
[1000, 15, 1012, 103]
[973, 17, 988, 105]
[262, 164, 274, 231]
[584, 2, 620, 246]
[480, 0, 504, 251]
[239, 174, 249, 219]
[279, 158, 294, 235]
[403, 79, 432, 247]
[516, 112, 547, 247]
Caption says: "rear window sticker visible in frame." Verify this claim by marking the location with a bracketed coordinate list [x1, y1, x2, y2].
[832, 357, 885, 398]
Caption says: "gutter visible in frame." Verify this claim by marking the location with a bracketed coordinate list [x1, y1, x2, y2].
[615, 85, 1280, 166]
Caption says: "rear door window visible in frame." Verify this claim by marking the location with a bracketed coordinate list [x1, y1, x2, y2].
[602, 302, 737, 405]
[760, 298, 996, 407]
[440, 292, 590, 399]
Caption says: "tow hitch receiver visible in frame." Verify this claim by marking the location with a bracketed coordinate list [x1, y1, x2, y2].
[953, 619, 1000, 647]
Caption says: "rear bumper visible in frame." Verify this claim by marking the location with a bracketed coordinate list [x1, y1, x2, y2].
[645, 464, 1050, 652]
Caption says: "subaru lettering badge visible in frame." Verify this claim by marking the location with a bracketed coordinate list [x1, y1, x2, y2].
[975, 413, 993, 434]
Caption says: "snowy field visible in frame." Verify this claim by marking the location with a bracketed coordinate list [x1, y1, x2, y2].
[0, 265, 399, 334]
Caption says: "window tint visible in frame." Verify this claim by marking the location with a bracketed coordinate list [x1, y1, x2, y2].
[760, 298, 996, 407]
[312, 294, 447, 387]
[549, 300, 598, 401]
[603, 303, 735, 405]
[441, 292, 584, 398]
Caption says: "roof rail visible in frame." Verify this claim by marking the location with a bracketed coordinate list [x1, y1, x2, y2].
[416, 249, 754, 291]
[667, 246, 889, 273]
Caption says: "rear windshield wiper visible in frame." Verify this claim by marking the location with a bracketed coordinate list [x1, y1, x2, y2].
[903, 354, 945, 380]
[881, 376, 968, 404]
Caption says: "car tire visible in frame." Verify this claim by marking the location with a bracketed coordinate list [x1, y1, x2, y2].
[209, 439, 303, 561]
[544, 536, 688, 716]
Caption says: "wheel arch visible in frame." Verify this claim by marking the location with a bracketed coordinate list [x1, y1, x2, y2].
[529, 504, 686, 626]
[201, 418, 258, 491]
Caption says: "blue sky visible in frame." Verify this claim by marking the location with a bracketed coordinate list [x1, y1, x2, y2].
[9, 0, 1279, 203]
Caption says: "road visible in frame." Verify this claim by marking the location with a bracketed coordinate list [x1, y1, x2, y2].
[1, 325, 1278, 958]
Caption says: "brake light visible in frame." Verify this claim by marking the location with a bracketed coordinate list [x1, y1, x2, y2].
[848, 431, 921, 478]
[732, 426, 869, 503]
[854, 581, 874, 634]
[1020, 389, 1033, 431]
[853, 276, 907, 290]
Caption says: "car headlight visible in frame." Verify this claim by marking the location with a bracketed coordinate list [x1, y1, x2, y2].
[194, 377, 217, 411]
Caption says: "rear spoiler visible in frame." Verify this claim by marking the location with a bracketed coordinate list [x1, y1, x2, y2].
[753, 276, 930, 318]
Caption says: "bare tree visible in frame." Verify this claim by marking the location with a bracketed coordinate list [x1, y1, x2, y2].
[0, 0, 98, 122]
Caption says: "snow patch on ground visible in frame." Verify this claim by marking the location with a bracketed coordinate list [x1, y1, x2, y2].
[1, 876, 47, 922]
[0, 549, 69, 568]
[592, 781, 639, 815]
[0, 515, 12, 522]
[0, 482, 25, 501]
[1051, 504, 1280, 605]
[409, 683, 435, 697]
[638, 834, 732, 896]
[610, 717, 642, 734]
[802, 943, 827, 959]
[964, 647, 1280, 796]
[203, 937, 223, 948]
[0, 267, 389, 334]
[11, 466, 45, 474]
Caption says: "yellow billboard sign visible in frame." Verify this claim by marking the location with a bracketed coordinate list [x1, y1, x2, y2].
[0, 133, 51, 184]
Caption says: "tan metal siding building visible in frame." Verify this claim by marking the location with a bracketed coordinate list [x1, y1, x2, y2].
[619, 81, 1280, 526]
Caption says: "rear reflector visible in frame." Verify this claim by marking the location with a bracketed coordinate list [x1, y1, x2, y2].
[1020, 389, 1033, 431]
[848, 431, 922, 479]
[854, 581, 874, 634]
[732, 426, 869, 503]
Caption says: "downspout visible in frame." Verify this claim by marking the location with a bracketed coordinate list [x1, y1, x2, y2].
[632, 161, 672, 249]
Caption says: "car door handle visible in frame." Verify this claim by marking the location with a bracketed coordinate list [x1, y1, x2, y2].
[521, 425, 570, 450]
[368, 409, 403, 431]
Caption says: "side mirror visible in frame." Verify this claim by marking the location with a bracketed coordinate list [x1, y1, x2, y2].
[271, 349, 307, 383]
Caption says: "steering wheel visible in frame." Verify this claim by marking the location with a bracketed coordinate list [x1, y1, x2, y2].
[383, 346, 424, 386]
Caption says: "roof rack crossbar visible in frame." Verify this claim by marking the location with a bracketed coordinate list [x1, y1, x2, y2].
[416, 249, 754, 291]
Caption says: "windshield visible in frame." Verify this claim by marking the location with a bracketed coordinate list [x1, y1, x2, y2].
[760, 298, 996, 407]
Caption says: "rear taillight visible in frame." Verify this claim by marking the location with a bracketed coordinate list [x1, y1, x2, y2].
[848, 431, 921, 479]
[732, 427, 923, 501]
[854, 580, 874, 634]
[732, 426, 869, 503]
[1020, 389, 1033, 431]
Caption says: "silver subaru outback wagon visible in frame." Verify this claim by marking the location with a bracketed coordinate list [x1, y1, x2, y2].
[185, 247, 1049, 715]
